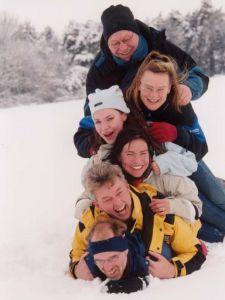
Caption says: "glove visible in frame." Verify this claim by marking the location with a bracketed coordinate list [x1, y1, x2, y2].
[79, 116, 94, 129]
[104, 276, 149, 294]
[148, 122, 177, 143]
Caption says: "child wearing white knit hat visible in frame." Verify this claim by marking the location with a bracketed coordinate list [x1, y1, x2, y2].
[88, 85, 130, 117]
[88, 85, 130, 145]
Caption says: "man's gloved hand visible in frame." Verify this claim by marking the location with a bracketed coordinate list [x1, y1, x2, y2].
[104, 276, 149, 294]
[148, 122, 177, 143]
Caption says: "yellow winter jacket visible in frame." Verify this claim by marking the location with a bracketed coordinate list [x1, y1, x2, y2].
[70, 184, 205, 277]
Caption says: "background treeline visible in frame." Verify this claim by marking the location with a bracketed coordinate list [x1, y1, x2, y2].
[0, 0, 224, 108]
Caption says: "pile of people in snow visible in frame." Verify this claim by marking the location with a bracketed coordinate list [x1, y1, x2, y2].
[68, 4, 225, 294]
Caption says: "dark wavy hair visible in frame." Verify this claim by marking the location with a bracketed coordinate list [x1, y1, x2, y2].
[109, 126, 164, 183]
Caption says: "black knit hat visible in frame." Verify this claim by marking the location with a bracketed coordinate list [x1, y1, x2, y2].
[101, 5, 139, 41]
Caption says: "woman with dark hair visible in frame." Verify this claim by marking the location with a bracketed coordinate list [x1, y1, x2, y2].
[109, 127, 225, 242]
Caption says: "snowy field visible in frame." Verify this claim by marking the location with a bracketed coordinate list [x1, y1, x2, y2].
[1, 76, 225, 300]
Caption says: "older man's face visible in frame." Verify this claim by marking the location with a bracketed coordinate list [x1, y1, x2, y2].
[94, 177, 132, 221]
[108, 30, 139, 61]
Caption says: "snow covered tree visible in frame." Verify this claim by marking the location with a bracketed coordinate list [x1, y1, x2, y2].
[63, 20, 101, 66]
[0, 16, 68, 106]
[64, 65, 88, 97]
[151, 0, 225, 76]
[62, 20, 101, 96]
[0, 12, 19, 46]
[13, 21, 38, 43]
[186, 0, 225, 75]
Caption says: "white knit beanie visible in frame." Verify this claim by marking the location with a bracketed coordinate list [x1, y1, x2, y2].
[88, 85, 130, 117]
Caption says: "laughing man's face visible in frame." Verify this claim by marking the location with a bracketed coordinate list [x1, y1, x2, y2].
[94, 178, 132, 221]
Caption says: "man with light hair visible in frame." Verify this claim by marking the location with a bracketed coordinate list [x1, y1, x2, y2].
[70, 162, 206, 281]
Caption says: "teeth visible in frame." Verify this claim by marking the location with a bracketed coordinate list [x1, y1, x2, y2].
[115, 204, 125, 213]
[132, 166, 143, 170]
[147, 99, 159, 103]
[120, 51, 130, 55]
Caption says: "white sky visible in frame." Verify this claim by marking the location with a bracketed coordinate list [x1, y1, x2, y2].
[0, 0, 224, 34]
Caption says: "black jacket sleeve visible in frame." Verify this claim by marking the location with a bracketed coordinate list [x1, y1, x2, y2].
[73, 127, 95, 158]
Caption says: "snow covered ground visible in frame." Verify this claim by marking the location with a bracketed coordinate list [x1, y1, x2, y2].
[1, 76, 225, 300]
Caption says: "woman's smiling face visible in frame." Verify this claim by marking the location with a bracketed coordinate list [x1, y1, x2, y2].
[139, 70, 171, 111]
[119, 138, 150, 178]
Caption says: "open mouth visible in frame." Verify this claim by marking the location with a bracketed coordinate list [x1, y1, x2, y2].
[120, 51, 130, 56]
[147, 98, 159, 104]
[131, 165, 143, 170]
[103, 131, 114, 140]
[118, 49, 132, 58]
[107, 269, 118, 278]
[115, 204, 126, 214]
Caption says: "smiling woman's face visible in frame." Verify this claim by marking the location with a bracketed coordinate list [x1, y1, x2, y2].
[139, 70, 171, 111]
[119, 138, 150, 178]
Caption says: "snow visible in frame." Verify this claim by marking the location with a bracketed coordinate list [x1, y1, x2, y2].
[1, 76, 225, 299]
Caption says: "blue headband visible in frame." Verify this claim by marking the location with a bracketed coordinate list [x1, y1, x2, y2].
[89, 235, 128, 255]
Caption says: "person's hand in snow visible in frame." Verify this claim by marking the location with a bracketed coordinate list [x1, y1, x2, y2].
[74, 253, 94, 281]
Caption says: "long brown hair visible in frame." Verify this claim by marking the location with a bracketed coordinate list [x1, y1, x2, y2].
[126, 51, 187, 112]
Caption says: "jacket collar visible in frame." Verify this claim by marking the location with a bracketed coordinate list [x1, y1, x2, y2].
[112, 35, 148, 66]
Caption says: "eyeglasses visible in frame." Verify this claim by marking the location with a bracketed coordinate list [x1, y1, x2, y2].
[94, 253, 121, 267]
[140, 82, 167, 94]
[108, 33, 134, 50]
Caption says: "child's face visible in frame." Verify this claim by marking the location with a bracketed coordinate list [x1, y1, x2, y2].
[93, 108, 127, 144]
[119, 138, 150, 178]
[139, 70, 171, 111]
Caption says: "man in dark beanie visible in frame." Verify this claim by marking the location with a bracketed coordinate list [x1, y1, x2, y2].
[77, 217, 150, 294]
[101, 5, 139, 43]
[74, 4, 209, 158]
